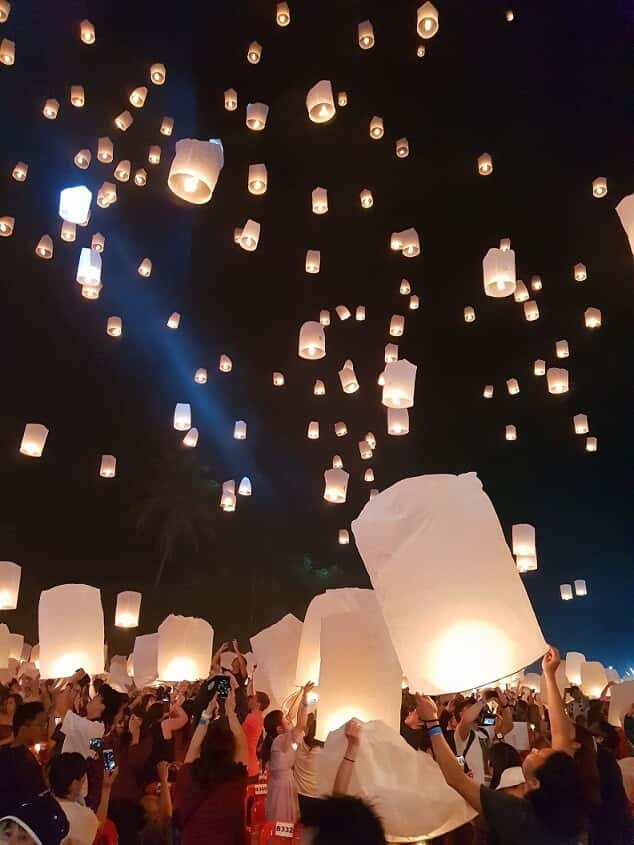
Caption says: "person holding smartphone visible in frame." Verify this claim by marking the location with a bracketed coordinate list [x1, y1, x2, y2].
[49, 751, 118, 845]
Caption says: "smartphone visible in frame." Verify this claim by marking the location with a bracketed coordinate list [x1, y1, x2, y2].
[89, 737, 103, 753]
[102, 749, 116, 771]
[482, 716, 496, 726]
[214, 675, 230, 699]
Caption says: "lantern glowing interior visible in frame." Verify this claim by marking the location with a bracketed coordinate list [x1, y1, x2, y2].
[382, 359, 417, 408]
[298, 321, 326, 359]
[385, 343, 399, 363]
[173, 403, 191, 431]
[150, 62, 166, 84]
[168, 139, 224, 205]
[221, 480, 236, 512]
[157, 614, 213, 682]
[555, 340, 569, 359]
[358, 440, 373, 460]
[115, 591, 142, 628]
[12, 161, 28, 181]
[387, 407, 409, 435]
[238, 477, 252, 496]
[0, 561, 21, 610]
[581, 661, 607, 698]
[306, 80, 336, 123]
[324, 468, 349, 503]
[574, 579, 587, 597]
[20, 423, 48, 457]
[99, 454, 116, 477]
[560, 584, 573, 601]
[38, 584, 105, 678]
[483, 247, 516, 297]
[312, 187, 328, 214]
[114, 110, 133, 131]
[61, 221, 77, 241]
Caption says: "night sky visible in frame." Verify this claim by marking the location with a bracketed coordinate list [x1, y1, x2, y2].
[0, 0, 632, 670]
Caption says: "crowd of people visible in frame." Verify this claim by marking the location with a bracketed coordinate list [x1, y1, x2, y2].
[0, 642, 633, 845]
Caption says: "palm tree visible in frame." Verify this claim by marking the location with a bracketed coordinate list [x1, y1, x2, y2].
[132, 450, 219, 587]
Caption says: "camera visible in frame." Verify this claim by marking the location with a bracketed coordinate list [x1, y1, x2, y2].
[89, 737, 103, 753]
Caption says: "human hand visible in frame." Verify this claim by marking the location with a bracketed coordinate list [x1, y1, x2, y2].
[203, 694, 217, 721]
[129, 713, 142, 736]
[103, 767, 119, 788]
[415, 694, 439, 722]
[344, 718, 362, 746]
[302, 682, 315, 704]
[542, 645, 561, 677]
[156, 761, 169, 783]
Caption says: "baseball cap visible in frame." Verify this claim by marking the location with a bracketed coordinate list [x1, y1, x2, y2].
[496, 766, 526, 790]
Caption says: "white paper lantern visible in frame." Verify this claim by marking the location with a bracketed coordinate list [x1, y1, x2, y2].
[352, 473, 547, 694]
[20, 423, 48, 457]
[506, 378, 520, 396]
[129, 86, 147, 108]
[534, 359, 546, 376]
[608, 681, 634, 727]
[565, 652, 585, 686]
[0, 562, 21, 610]
[134, 168, 147, 186]
[7, 633, 23, 661]
[513, 281, 529, 302]
[314, 379, 325, 395]
[115, 591, 142, 628]
[324, 468, 349, 503]
[60, 221, 76, 241]
[80, 19, 95, 43]
[483, 247, 516, 297]
[106, 317, 122, 338]
[149, 62, 166, 84]
[246, 102, 269, 131]
[334, 421, 348, 437]
[96, 181, 117, 208]
[516, 554, 537, 573]
[477, 153, 493, 175]
[573, 414, 589, 435]
[574, 262, 587, 282]
[584, 307, 602, 328]
[0, 216, 14, 237]
[114, 160, 131, 182]
[239, 219, 260, 251]
[358, 19, 375, 49]
[81, 283, 101, 300]
[319, 309, 330, 326]
[0, 2, 10, 23]
[332, 455, 343, 469]
[236, 477, 251, 497]
[382, 359, 417, 408]
[512, 524, 535, 556]
[555, 339, 569, 359]
[396, 137, 409, 158]
[233, 420, 247, 440]
[224, 88, 237, 111]
[360, 189, 373, 208]
[574, 579, 587, 597]
[35, 235, 53, 259]
[59, 186, 92, 226]
[592, 177, 607, 198]
[616, 193, 634, 254]
[358, 441, 372, 461]
[131, 633, 158, 687]
[547, 368, 569, 394]
[0, 625, 8, 669]
[194, 368, 207, 384]
[306, 420, 320, 440]
[247, 163, 267, 195]
[417, 2, 439, 38]
[298, 321, 326, 359]
[305, 249, 321, 273]
[114, 110, 133, 131]
[220, 481, 236, 512]
[39, 584, 104, 678]
[74, 149, 91, 169]
[148, 145, 161, 165]
[96, 137, 113, 164]
[586, 436, 598, 452]
[560, 584, 573, 601]
[483, 385, 494, 398]
[400, 279, 411, 295]
[385, 343, 399, 363]
[338, 359, 359, 394]
[157, 616, 212, 682]
[369, 116, 384, 139]
[338, 529, 349, 545]
[250, 614, 303, 710]
[219, 354, 232, 372]
[43, 98, 59, 119]
[530, 275, 542, 291]
[337, 91, 347, 106]
[505, 424, 517, 441]
[389, 315, 405, 337]
[312, 187, 328, 214]
[399, 228, 421, 258]
[336, 305, 351, 321]
[160, 116, 174, 136]
[168, 139, 224, 205]
[355, 305, 366, 321]
[11, 161, 27, 182]
[173, 403, 191, 431]
[306, 80, 336, 123]
[581, 661, 607, 698]
[183, 428, 198, 448]
[524, 300, 540, 321]
[247, 40, 262, 63]
[364, 468, 375, 483]
[276, 2, 290, 26]
[99, 454, 116, 477]
[387, 407, 409, 435]
[167, 312, 181, 329]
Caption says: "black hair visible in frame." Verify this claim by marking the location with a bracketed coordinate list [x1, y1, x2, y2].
[13, 701, 45, 734]
[488, 742, 522, 789]
[255, 691, 270, 711]
[191, 717, 243, 787]
[142, 701, 169, 738]
[304, 712, 324, 750]
[591, 743, 631, 840]
[528, 751, 586, 839]
[302, 795, 385, 845]
[513, 699, 529, 722]
[261, 709, 284, 766]
[453, 697, 475, 723]
[99, 683, 125, 730]
[49, 752, 87, 797]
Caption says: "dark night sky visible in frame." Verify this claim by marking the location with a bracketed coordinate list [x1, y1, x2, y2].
[0, 0, 632, 669]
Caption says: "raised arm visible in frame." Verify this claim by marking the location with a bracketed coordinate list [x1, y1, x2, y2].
[156, 762, 173, 827]
[542, 646, 574, 755]
[495, 689, 514, 737]
[184, 696, 216, 764]
[294, 683, 314, 737]
[456, 697, 486, 742]
[162, 701, 188, 739]
[226, 683, 248, 766]
[333, 719, 361, 795]
[96, 768, 118, 825]
[232, 640, 248, 678]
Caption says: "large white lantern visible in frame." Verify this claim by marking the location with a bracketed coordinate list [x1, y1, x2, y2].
[616, 193, 634, 254]
[483, 247, 516, 297]
[39, 584, 105, 678]
[338, 360, 359, 393]
[115, 591, 142, 628]
[173, 403, 191, 431]
[382, 359, 417, 408]
[417, 2, 439, 38]
[157, 614, 213, 681]
[131, 633, 158, 687]
[246, 102, 269, 131]
[547, 368, 569, 394]
[168, 139, 224, 205]
[248, 163, 267, 195]
[250, 614, 303, 710]
[581, 661, 607, 698]
[306, 80, 336, 123]
[239, 219, 260, 251]
[387, 407, 409, 435]
[324, 468, 349, 503]
[59, 186, 92, 225]
[608, 681, 634, 728]
[298, 321, 326, 359]
[0, 561, 21, 610]
[20, 423, 48, 457]
[566, 652, 585, 686]
[352, 473, 547, 694]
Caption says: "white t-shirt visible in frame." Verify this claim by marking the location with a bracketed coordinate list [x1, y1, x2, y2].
[61, 711, 104, 758]
[454, 727, 486, 784]
[294, 742, 321, 797]
[58, 798, 99, 845]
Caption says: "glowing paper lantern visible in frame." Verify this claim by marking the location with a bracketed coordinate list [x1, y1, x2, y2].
[359, 441, 373, 460]
[400, 228, 421, 258]
[134, 169, 147, 186]
[592, 177, 607, 198]
[12, 161, 27, 182]
[505, 9, 515, 21]
[131, 634, 158, 687]
[247, 41, 262, 63]
[106, 316, 122, 337]
[74, 149, 91, 169]
[96, 181, 117, 208]
[319, 310, 330, 326]
[80, 19, 95, 43]
[157, 615, 213, 681]
[250, 614, 303, 710]
[0, 216, 14, 237]
[314, 380, 325, 395]
[76, 248, 101, 287]
[167, 312, 181, 329]
[352, 473, 547, 694]
[150, 62, 166, 84]
[581, 662, 607, 698]
[511, 524, 535, 556]
[224, 88, 237, 111]
[358, 20, 375, 49]
[483, 247, 516, 297]
[483, 385, 494, 398]
[574, 262, 587, 281]
[385, 343, 399, 363]
[114, 109, 133, 131]
[547, 368, 569, 394]
[382, 359, 417, 409]
[137, 258, 152, 278]
[115, 591, 142, 628]
[560, 584, 573, 601]
[417, 44, 426, 57]
[332, 455, 343, 469]
[43, 98, 59, 119]
[298, 321, 326, 359]
[238, 477, 252, 496]
[99, 455, 116, 478]
[173, 403, 191, 431]
[0, 37, 14, 64]
[616, 193, 634, 254]
[506, 378, 520, 396]
[160, 116, 174, 136]
[35, 235, 53, 259]
[400, 279, 411, 295]
[59, 186, 92, 225]
[586, 436, 598, 452]
[221, 480, 236, 511]
[312, 187, 328, 214]
[114, 160, 131, 182]
[534, 359, 546, 376]
[168, 138, 225, 204]
[566, 652, 585, 685]
[417, 2, 439, 38]
[524, 300, 539, 321]
[305, 249, 320, 273]
[306, 80, 336, 123]
[516, 555, 537, 573]
[39, 584, 104, 677]
[360, 189, 373, 209]
[505, 425, 517, 441]
[148, 145, 161, 165]
[514, 281, 529, 302]
[0, 562, 20, 610]
[8, 633, 23, 661]
[574, 579, 587, 597]
[337, 91, 347, 106]
[96, 138, 113, 165]
[276, 2, 290, 25]
[478, 153, 493, 175]
[369, 116, 384, 139]
[246, 102, 270, 132]
[387, 408, 409, 435]
[183, 428, 198, 448]
[248, 163, 267, 195]
[585, 307, 601, 328]
[338, 530, 349, 545]
[573, 414, 589, 434]
[194, 368, 207, 384]
[129, 86, 147, 108]
[0, 2, 10, 23]
[324, 468, 349, 503]
[464, 306, 475, 323]
[69, 85, 84, 107]
[396, 138, 409, 158]
[233, 420, 247, 440]
[338, 359, 359, 394]
[334, 422, 348, 437]
[239, 219, 260, 251]
[499, 238, 511, 251]
[20, 423, 48, 457]
[219, 354, 232, 372]
[336, 305, 351, 321]
[355, 306, 366, 321]
[307, 421, 319, 439]
[531, 275, 542, 291]
[81, 284, 101, 300]
[555, 339, 569, 359]
[389, 315, 405, 336]
[60, 221, 77, 241]
[366, 433, 377, 450]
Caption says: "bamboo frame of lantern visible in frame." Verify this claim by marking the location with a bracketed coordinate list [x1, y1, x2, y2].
[99, 454, 117, 477]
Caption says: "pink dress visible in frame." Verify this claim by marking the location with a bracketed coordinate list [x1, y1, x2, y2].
[266, 731, 301, 822]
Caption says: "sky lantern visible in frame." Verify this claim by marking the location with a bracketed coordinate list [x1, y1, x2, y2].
[555, 339, 569, 358]
[531, 275, 542, 291]
[513, 280, 529, 302]
[417, 44, 426, 57]
[338, 359, 359, 393]
[273, 371, 285, 386]
[74, 149, 91, 169]
[233, 420, 247, 440]
[534, 359, 546, 376]
[0, 562, 20, 610]
[499, 238, 511, 251]
[114, 109, 133, 131]
[382, 359, 417, 408]
[246, 102, 269, 130]
[97, 181, 117, 208]
[565, 652, 585, 685]
[516, 554, 537, 573]
[400, 279, 411, 295]
[358, 19, 375, 49]
[332, 455, 343, 469]
[360, 188, 373, 208]
[129, 86, 147, 108]
[389, 315, 405, 336]
[43, 98, 59, 119]
[355, 305, 366, 321]
[352, 473, 546, 695]
[387, 407, 409, 435]
[219, 354, 232, 372]
[131, 633, 158, 687]
[616, 193, 634, 254]
[223, 88, 238, 112]
[417, 2, 439, 38]
[511, 524, 535, 557]
[106, 316, 122, 337]
[160, 116, 174, 136]
[337, 91, 347, 106]
[306, 80, 336, 123]
[483, 385, 494, 398]
[97, 137, 114, 163]
[586, 436, 598, 452]
[80, 19, 95, 44]
[482, 246, 516, 297]
[524, 300, 539, 321]
[115, 591, 141, 628]
[167, 312, 181, 329]
[114, 160, 131, 181]
[220, 481, 236, 512]
[91, 232, 105, 253]
[39, 584, 104, 678]
[561, 585, 572, 601]
[477, 153, 493, 175]
[306, 249, 320, 273]
[35, 235, 53, 259]
[338, 530, 349, 545]
[240, 219, 260, 251]
[592, 177, 607, 198]
[250, 614, 303, 711]
[505, 425, 517, 441]
[385, 343, 399, 363]
[336, 305, 351, 321]
[319, 310, 330, 326]
[584, 307, 601, 328]
[168, 139, 225, 204]
[314, 379, 325, 396]
[574, 262, 587, 281]
[150, 62, 166, 84]
[464, 306, 475, 323]
[505, 9, 515, 21]
[148, 145, 161, 165]
[359, 441, 373, 460]
[76, 248, 102, 287]
[410, 296, 419, 311]
[194, 368, 207, 384]
[334, 421, 348, 437]
[364, 468, 375, 482]
[0, 2, 10, 23]
[173, 403, 191, 431]
[99, 455, 116, 478]
[506, 378, 519, 395]
[574, 579, 587, 597]
[581, 662, 607, 698]
[0, 37, 14, 65]
[324, 468, 349, 503]
[369, 116, 384, 139]
[248, 163, 267, 195]
[60, 220, 76, 241]
[396, 137, 409, 158]
[238, 477, 252, 496]
[70, 85, 85, 107]
[59, 185, 92, 225]
[312, 187, 328, 214]
[183, 428, 198, 448]
[247, 41, 262, 63]
[158, 615, 213, 682]
[137, 257, 152, 277]
[307, 421, 320, 440]
[547, 368, 569, 394]
[134, 169, 147, 186]
[298, 321, 326, 359]
[276, 2, 290, 25]
[81, 283, 102, 300]
[399, 228, 421, 257]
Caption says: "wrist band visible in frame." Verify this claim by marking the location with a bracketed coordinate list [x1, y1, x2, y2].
[198, 718, 209, 727]
[343, 756, 356, 763]
[427, 726, 442, 737]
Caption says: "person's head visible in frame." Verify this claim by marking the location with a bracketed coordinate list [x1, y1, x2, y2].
[0, 692, 21, 720]
[231, 657, 242, 675]
[98, 684, 125, 729]
[13, 702, 47, 746]
[0, 794, 69, 845]
[453, 697, 474, 725]
[489, 742, 522, 789]
[524, 750, 586, 839]
[144, 701, 169, 727]
[495, 765, 527, 797]
[261, 709, 291, 766]
[513, 699, 529, 722]
[49, 752, 88, 800]
[85, 693, 105, 721]
[304, 712, 324, 750]
[192, 717, 242, 786]
[300, 795, 385, 845]
[247, 691, 270, 713]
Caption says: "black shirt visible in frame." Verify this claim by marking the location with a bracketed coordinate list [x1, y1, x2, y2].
[400, 724, 431, 752]
[480, 786, 582, 845]
[0, 745, 46, 814]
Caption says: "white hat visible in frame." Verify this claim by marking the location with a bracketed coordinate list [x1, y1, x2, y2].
[496, 766, 526, 790]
